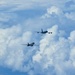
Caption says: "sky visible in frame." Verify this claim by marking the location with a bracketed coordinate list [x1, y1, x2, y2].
[0, 0, 75, 75]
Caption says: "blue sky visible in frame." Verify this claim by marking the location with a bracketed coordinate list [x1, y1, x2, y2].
[0, 0, 75, 75]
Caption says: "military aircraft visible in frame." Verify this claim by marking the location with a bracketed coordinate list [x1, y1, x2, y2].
[22, 42, 38, 47]
[37, 29, 52, 34]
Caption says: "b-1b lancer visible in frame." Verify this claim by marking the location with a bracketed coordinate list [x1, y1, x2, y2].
[22, 42, 38, 47]
[37, 29, 52, 34]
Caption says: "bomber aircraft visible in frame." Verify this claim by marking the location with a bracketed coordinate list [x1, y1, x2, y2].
[37, 29, 52, 34]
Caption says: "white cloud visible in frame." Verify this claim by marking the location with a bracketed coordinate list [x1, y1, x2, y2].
[41, 5, 66, 21]
[68, 30, 75, 42]
[0, 25, 32, 71]
[47, 6, 61, 15]
[65, 12, 75, 21]
[0, 24, 75, 75]
[32, 25, 75, 75]
[70, 47, 75, 66]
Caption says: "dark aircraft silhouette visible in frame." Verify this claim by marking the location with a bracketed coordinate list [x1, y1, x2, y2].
[22, 42, 38, 47]
[37, 29, 52, 34]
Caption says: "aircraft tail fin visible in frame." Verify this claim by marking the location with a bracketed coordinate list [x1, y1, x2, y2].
[41, 29, 43, 32]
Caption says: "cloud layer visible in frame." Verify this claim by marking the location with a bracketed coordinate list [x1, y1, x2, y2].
[0, 0, 75, 75]
[0, 24, 75, 75]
